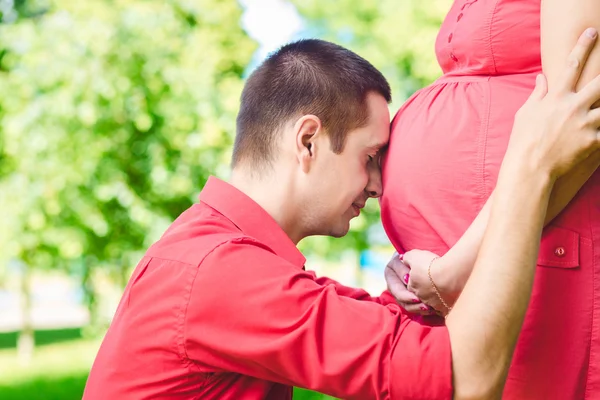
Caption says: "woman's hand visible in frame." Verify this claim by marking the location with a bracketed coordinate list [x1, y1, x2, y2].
[403, 250, 454, 314]
[385, 252, 435, 315]
[386, 250, 459, 315]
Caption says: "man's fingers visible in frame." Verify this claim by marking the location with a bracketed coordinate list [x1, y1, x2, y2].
[528, 74, 548, 101]
[557, 28, 597, 94]
[385, 265, 414, 300]
[586, 107, 600, 128]
[578, 73, 600, 109]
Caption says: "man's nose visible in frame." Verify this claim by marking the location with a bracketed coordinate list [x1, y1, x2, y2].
[366, 167, 383, 198]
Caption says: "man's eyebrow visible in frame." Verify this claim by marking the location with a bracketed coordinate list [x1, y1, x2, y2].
[370, 143, 388, 152]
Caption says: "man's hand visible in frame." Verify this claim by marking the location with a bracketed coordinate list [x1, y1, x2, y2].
[506, 27, 600, 181]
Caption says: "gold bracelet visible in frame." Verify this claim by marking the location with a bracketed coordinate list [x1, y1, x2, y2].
[427, 257, 453, 316]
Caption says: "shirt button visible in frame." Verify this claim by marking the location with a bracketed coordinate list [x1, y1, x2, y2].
[448, 33, 453, 43]
[554, 247, 566, 257]
[457, 13, 463, 22]
[450, 52, 458, 62]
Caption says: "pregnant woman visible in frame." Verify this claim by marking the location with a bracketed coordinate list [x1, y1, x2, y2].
[381, 0, 600, 398]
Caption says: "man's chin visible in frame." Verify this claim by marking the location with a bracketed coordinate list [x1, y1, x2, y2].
[328, 221, 351, 238]
[329, 230, 347, 239]
[309, 218, 351, 238]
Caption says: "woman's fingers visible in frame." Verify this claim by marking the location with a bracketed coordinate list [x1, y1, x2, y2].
[385, 262, 416, 303]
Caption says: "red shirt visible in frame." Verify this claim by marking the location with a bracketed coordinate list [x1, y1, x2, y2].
[83, 177, 452, 400]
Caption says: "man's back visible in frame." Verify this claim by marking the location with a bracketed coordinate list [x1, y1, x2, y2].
[83, 183, 293, 399]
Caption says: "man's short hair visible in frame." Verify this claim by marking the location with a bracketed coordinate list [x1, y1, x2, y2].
[232, 39, 392, 169]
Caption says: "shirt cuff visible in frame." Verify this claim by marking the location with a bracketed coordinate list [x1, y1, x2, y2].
[389, 323, 453, 399]
[377, 290, 398, 305]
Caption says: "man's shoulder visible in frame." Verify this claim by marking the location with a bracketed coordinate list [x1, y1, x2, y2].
[145, 204, 277, 267]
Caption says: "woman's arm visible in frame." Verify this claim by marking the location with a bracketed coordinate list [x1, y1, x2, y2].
[540, 0, 600, 220]
[542, 0, 600, 91]
[395, 2, 600, 311]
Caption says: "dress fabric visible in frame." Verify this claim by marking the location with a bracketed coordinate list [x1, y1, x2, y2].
[381, 1, 600, 398]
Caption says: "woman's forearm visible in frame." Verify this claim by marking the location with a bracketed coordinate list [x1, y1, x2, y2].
[435, 195, 491, 302]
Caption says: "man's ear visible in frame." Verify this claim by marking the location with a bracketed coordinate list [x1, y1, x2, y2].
[294, 115, 323, 173]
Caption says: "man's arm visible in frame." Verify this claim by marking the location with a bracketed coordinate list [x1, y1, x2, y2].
[185, 239, 452, 400]
[312, 274, 397, 305]
[445, 161, 551, 398]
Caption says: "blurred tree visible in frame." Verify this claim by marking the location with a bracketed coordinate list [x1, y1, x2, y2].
[292, 0, 451, 262]
[0, 0, 256, 358]
[0, 0, 48, 23]
[291, 0, 451, 105]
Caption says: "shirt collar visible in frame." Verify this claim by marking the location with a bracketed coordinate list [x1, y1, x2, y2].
[198, 176, 306, 268]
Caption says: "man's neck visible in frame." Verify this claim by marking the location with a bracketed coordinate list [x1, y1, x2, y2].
[229, 168, 304, 244]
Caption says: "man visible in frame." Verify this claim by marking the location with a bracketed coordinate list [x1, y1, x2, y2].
[84, 32, 600, 399]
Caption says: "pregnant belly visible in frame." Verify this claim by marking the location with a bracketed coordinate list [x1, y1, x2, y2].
[381, 73, 537, 254]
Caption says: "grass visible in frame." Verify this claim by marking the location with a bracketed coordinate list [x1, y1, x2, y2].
[0, 333, 98, 400]
[0, 327, 83, 349]
[0, 329, 334, 400]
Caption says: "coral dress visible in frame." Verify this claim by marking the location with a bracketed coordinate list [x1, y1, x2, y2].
[381, 1, 600, 398]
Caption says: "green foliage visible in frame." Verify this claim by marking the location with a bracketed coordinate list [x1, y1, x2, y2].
[291, 0, 451, 104]
[0, 0, 451, 268]
[0, 0, 256, 276]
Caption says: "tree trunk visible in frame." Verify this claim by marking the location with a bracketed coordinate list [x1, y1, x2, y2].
[355, 250, 364, 288]
[119, 259, 128, 290]
[82, 258, 99, 333]
[17, 261, 34, 365]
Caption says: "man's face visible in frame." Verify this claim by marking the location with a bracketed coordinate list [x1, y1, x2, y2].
[306, 93, 390, 237]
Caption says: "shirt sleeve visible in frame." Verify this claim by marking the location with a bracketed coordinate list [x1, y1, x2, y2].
[312, 273, 400, 306]
[184, 239, 452, 400]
